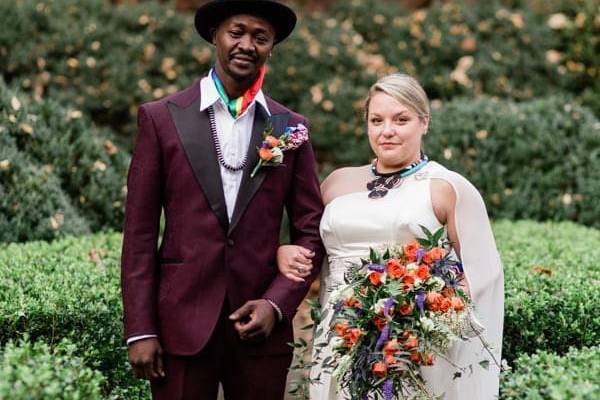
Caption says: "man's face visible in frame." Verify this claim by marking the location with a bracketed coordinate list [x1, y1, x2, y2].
[213, 14, 275, 82]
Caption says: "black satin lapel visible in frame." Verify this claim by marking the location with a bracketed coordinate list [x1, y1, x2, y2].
[228, 107, 290, 235]
[167, 99, 228, 232]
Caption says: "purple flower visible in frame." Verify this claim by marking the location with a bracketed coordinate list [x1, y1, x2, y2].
[416, 292, 425, 313]
[334, 300, 343, 312]
[368, 263, 385, 273]
[375, 323, 390, 350]
[383, 379, 394, 400]
[384, 297, 395, 317]
[416, 248, 426, 262]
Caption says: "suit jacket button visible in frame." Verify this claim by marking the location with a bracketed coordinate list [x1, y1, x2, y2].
[227, 239, 234, 247]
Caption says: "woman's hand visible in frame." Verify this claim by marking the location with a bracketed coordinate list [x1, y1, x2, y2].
[277, 245, 315, 282]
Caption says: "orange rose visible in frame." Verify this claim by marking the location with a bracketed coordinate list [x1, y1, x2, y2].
[426, 292, 443, 312]
[373, 317, 387, 331]
[383, 339, 400, 356]
[264, 135, 279, 147]
[403, 240, 420, 262]
[451, 296, 465, 311]
[423, 353, 434, 366]
[259, 147, 273, 161]
[399, 301, 414, 316]
[334, 322, 348, 336]
[404, 335, 418, 349]
[402, 273, 415, 291]
[387, 259, 407, 279]
[372, 361, 387, 377]
[440, 297, 452, 313]
[344, 328, 363, 346]
[441, 287, 456, 298]
[385, 354, 398, 365]
[416, 264, 430, 280]
[344, 296, 361, 309]
[409, 351, 422, 364]
[369, 271, 383, 286]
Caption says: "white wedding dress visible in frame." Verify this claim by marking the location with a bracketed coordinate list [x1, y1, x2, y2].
[310, 161, 504, 400]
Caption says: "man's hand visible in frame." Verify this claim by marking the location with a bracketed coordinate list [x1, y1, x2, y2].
[229, 299, 277, 342]
[128, 338, 165, 380]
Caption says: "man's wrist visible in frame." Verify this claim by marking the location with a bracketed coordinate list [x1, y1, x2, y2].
[264, 299, 283, 322]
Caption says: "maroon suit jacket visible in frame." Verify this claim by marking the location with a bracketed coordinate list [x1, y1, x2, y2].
[121, 80, 324, 356]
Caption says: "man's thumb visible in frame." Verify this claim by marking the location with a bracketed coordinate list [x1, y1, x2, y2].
[229, 302, 252, 320]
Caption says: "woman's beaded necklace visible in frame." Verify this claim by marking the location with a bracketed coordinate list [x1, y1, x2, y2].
[367, 153, 429, 199]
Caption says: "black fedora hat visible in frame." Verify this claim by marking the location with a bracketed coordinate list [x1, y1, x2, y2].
[195, 0, 297, 45]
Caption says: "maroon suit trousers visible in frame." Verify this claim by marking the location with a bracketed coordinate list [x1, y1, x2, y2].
[150, 299, 293, 400]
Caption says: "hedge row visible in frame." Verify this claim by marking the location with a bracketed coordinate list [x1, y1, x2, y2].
[494, 220, 600, 363]
[0, 220, 598, 396]
[0, 81, 128, 242]
[0, 337, 105, 399]
[0, 233, 148, 399]
[1, 0, 597, 142]
[501, 346, 600, 399]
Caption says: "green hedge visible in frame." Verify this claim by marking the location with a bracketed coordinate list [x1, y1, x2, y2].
[0, 337, 105, 399]
[0, 220, 597, 396]
[0, 233, 149, 399]
[501, 346, 600, 399]
[495, 220, 600, 363]
[0, 81, 128, 240]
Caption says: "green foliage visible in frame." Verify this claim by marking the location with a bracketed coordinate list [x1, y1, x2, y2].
[0, 0, 210, 138]
[501, 346, 600, 399]
[0, 81, 129, 240]
[0, 131, 90, 242]
[494, 220, 600, 363]
[0, 337, 105, 399]
[0, 233, 149, 399]
[427, 96, 600, 227]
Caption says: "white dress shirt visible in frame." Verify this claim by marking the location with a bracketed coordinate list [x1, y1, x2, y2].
[127, 73, 272, 345]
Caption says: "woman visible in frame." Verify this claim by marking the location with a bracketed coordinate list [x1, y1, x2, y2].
[278, 73, 504, 399]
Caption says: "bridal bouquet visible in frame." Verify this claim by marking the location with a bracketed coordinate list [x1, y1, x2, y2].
[323, 227, 485, 400]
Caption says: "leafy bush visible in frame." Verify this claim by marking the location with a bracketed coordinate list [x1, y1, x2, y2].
[495, 220, 600, 363]
[0, 0, 210, 138]
[501, 346, 600, 399]
[0, 81, 128, 238]
[0, 337, 105, 399]
[427, 96, 600, 227]
[0, 233, 149, 399]
[0, 132, 90, 242]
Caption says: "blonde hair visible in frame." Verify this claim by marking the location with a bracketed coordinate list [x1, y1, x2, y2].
[365, 73, 430, 122]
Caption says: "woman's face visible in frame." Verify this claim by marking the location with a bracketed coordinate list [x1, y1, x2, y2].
[367, 92, 428, 173]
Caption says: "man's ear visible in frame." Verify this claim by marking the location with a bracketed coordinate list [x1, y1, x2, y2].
[210, 28, 217, 45]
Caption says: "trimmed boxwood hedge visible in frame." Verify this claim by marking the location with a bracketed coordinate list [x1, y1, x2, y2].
[0, 233, 149, 399]
[0, 81, 129, 240]
[0, 337, 105, 399]
[0, 220, 598, 396]
[494, 220, 600, 363]
[501, 346, 600, 399]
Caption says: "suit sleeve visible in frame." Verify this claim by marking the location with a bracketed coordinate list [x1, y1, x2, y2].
[262, 120, 325, 321]
[120, 104, 163, 341]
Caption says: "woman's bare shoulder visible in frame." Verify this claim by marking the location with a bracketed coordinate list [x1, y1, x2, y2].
[321, 165, 370, 205]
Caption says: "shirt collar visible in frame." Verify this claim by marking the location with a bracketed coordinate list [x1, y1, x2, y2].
[199, 69, 270, 116]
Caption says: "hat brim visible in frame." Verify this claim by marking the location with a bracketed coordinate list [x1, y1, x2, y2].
[195, 1, 297, 45]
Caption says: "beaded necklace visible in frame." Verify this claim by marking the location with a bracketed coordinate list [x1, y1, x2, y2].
[367, 154, 429, 199]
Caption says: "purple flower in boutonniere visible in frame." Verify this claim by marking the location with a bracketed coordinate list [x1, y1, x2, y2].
[250, 123, 309, 178]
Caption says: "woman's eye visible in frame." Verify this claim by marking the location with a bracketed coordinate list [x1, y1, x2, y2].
[370, 119, 382, 124]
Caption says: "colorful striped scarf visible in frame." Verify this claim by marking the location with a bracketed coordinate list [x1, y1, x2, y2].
[211, 65, 266, 119]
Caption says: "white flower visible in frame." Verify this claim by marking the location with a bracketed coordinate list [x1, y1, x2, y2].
[271, 147, 283, 163]
[371, 298, 388, 315]
[333, 355, 352, 380]
[430, 276, 445, 291]
[406, 262, 418, 271]
[330, 336, 345, 349]
[420, 316, 435, 332]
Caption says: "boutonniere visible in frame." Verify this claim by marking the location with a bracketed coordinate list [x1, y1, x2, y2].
[250, 123, 309, 178]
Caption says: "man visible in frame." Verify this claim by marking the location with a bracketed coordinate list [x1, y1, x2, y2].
[120, 1, 324, 398]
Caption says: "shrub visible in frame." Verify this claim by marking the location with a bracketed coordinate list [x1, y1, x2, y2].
[426, 96, 600, 227]
[0, 0, 211, 138]
[0, 337, 105, 399]
[0, 81, 129, 236]
[0, 133, 90, 243]
[0, 233, 149, 399]
[501, 346, 600, 399]
[494, 220, 600, 363]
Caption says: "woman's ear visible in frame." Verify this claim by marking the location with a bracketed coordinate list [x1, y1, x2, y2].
[420, 116, 430, 135]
